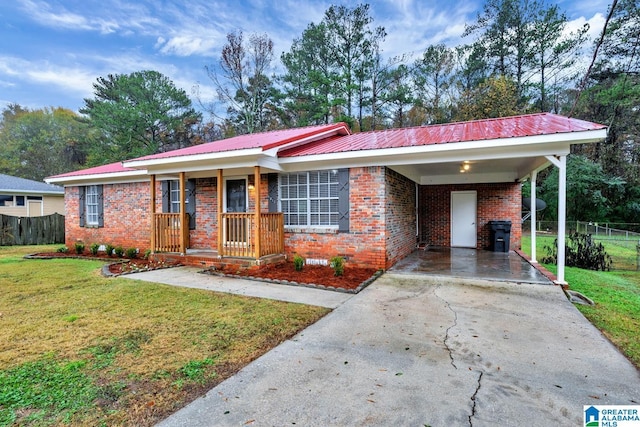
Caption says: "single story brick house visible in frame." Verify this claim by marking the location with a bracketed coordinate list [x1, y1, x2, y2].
[46, 113, 606, 284]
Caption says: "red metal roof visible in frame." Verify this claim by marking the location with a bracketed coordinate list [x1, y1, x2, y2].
[278, 113, 607, 157]
[129, 122, 351, 162]
[47, 162, 137, 179]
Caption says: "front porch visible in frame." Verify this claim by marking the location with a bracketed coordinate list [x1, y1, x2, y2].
[148, 168, 284, 262]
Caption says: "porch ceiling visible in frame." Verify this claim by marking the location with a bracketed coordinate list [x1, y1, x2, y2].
[391, 156, 550, 185]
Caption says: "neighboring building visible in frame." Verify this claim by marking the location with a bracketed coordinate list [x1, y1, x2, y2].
[46, 113, 607, 283]
[0, 173, 65, 217]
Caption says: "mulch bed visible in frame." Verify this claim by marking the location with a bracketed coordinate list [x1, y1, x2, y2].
[204, 262, 383, 293]
[27, 252, 383, 292]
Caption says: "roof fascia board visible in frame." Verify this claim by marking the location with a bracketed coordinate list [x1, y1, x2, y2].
[45, 171, 148, 186]
[0, 190, 63, 195]
[123, 148, 264, 169]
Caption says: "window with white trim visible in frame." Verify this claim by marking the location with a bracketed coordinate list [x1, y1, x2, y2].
[85, 185, 99, 226]
[280, 170, 339, 227]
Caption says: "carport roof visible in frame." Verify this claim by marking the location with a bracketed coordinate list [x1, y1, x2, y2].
[278, 113, 606, 157]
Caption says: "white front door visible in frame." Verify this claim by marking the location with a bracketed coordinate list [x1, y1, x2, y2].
[451, 191, 477, 248]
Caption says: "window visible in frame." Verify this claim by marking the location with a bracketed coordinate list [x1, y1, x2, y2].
[170, 180, 180, 213]
[280, 170, 340, 227]
[85, 185, 99, 226]
[79, 185, 103, 227]
[162, 179, 196, 230]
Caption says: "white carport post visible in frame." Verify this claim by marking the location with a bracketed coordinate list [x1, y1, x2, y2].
[545, 154, 567, 285]
[530, 168, 538, 263]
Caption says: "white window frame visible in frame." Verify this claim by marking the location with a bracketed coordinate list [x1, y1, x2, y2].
[85, 185, 99, 226]
[279, 170, 340, 228]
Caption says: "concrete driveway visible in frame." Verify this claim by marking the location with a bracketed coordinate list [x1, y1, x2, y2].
[156, 273, 640, 427]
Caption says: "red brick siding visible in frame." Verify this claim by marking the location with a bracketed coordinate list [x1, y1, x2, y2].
[284, 167, 416, 270]
[385, 168, 417, 267]
[65, 182, 151, 251]
[189, 178, 218, 249]
[418, 183, 522, 250]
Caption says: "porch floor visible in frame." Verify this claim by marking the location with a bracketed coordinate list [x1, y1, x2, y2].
[389, 247, 553, 284]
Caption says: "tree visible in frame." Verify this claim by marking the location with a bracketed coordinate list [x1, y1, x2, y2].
[455, 76, 521, 120]
[281, 23, 336, 126]
[81, 70, 200, 164]
[413, 44, 456, 124]
[0, 106, 94, 180]
[539, 155, 625, 221]
[323, 4, 386, 127]
[206, 31, 279, 134]
[280, 4, 385, 129]
[528, 4, 588, 112]
[464, 0, 586, 112]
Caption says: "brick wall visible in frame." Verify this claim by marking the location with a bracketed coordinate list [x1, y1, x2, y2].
[65, 182, 151, 251]
[385, 168, 417, 267]
[189, 177, 218, 249]
[284, 167, 417, 270]
[285, 167, 383, 268]
[418, 182, 522, 250]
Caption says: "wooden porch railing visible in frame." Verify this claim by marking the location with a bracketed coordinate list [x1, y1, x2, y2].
[220, 212, 284, 258]
[153, 213, 188, 253]
[152, 212, 283, 259]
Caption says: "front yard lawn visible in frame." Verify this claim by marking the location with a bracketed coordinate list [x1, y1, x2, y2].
[0, 245, 330, 426]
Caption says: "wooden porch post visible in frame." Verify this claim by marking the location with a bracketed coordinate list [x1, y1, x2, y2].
[150, 174, 156, 253]
[254, 166, 261, 259]
[217, 169, 224, 255]
[179, 172, 186, 254]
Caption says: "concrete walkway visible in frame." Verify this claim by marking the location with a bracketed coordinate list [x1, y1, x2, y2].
[131, 270, 640, 427]
[124, 266, 354, 308]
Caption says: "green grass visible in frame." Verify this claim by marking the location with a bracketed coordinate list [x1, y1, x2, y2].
[521, 235, 640, 368]
[522, 233, 638, 270]
[0, 245, 330, 426]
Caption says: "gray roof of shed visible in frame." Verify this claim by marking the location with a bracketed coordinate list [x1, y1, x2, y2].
[0, 173, 64, 195]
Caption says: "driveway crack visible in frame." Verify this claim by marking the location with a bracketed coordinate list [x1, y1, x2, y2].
[433, 285, 458, 369]
[468, 370, 483, 427]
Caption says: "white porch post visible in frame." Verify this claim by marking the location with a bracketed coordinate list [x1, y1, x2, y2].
[530, 169, 538, 263]
[545, 155, 567, 285]
[557, 155, 567, 285]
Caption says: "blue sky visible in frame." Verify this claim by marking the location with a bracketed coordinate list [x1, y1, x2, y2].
[0, 0, 607, 114]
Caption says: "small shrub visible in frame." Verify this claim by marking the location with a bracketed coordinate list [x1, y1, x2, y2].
[293, 254, 305, 272]
[143, 249, 152, 259]
[105, 244, 114, 256]
[89, 243, 100, 256]
[114, 246, 124, 257]
[74, 242, 85, 255]
[125, 248, 138, 259]
[330, 256, 344, 277]
[541, 232, 612, 271]
[56, 246, 69, 253]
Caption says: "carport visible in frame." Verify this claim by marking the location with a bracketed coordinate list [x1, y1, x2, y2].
[389, 247, 552, 284]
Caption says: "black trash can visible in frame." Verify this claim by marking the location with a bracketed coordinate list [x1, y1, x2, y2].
[489, 220, 512, 252]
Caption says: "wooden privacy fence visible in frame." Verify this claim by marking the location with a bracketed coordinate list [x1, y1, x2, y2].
[0, 213, 65, 245]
